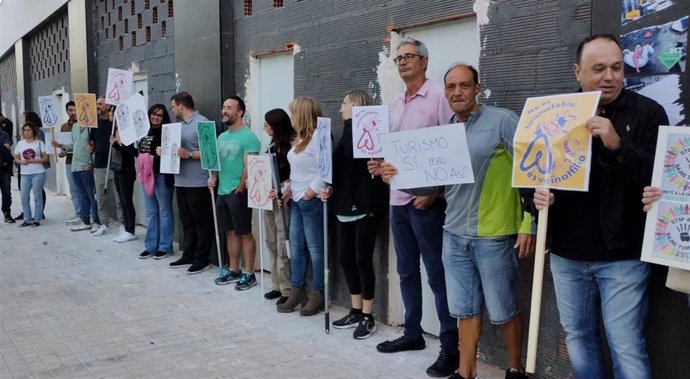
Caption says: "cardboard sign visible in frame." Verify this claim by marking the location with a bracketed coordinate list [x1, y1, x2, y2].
[105, 68, 133, 106]
[197, 121, 220, 171]
[352, 105, 389, 158]
[115, 93, 150, 146]
[512, 92, 600, 191]
[160, 122, 181, 174]
[247, 154, 273, 210]
[642, 126, 690, 270]
[317, 117, 332, 183]
[380, 123, 475, 190]
[74, 93, 97, 128]
[38, 95, 59, 128]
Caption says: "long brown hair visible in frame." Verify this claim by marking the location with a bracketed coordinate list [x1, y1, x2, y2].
[289, 96, 322, 153]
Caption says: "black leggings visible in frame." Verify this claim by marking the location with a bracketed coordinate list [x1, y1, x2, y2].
[114, 169, 136, 233]
[336, 213, 380, 300]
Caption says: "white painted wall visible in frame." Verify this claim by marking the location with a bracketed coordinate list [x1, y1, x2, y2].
[0, 0, 70, 56]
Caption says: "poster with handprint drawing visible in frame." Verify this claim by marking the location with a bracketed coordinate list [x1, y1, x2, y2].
[317, 117, 332, 184]
[38, 95, 59, 128]
[512, 92, 600, 191]
[105, 68, 133, 106]
[115, 93, 150, 146]
[247, 155, 274, 210]
[352, 105, 389, 158]
[74, 93, 97, 128]
[642, 126, 690, 270]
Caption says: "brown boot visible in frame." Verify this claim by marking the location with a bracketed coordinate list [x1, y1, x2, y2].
[300, 289, 324, 316]
[277, 286, 306, 313]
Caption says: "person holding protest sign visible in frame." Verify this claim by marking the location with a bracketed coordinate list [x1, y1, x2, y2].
[368, 37, 458, 377]
[262, 108, 295, 304]
[14, 123, 49, 227]
[533, 34, 668, 379]
[58, 101, 82, 225]
[138, 104, 175, 259]
[277, 96, 326, 316]
[110, 126, 138, 243]
[209, 96, 261, 290]
[167, 92, 214, 275]
[381, 63, 535, 379]
[319, 90, 388, 339]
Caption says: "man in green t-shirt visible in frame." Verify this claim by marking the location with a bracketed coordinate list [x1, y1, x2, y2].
[208, 95, 261, 290]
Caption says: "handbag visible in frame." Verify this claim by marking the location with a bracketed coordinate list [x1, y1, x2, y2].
[666, 267, 690, 294]
[110, 146, 122, 173]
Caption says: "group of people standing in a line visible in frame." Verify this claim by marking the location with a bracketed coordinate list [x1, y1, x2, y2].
[0, 32, 670, 379]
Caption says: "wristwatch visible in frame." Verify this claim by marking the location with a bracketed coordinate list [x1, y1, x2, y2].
[187, 150, 193, 159]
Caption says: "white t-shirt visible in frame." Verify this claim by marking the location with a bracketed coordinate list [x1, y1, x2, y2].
[287, 136, 324, 201]
[14, 139, 47, 175]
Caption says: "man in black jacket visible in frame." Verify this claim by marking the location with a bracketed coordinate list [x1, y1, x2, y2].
[534, 34, 668, 379]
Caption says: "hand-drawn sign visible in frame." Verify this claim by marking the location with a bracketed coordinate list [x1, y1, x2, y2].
[197, 121, 220, 171]
[105, 68, 133, 106]
[74, 93, 97, 128]
[512, 92, 600, 191]
[317, 117, 332, 183]
[38, 95, 59, 128]
[247, 155, 273, 210]
[352, 105, 389, 158]
[114, 93, 150, 146]
[643, 126, 690, 270]
[380, 123, 475, 190]
[160, 123, 181, 174]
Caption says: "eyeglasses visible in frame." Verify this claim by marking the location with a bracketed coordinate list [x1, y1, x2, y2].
[393, 53, 422, 65]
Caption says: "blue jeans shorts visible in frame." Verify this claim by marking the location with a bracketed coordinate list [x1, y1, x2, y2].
[442, 231, 520, 324]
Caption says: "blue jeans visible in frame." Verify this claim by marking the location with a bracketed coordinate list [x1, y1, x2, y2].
[143, 174, 174, 253]
[550, 254, 651, 379]
[391, 200, 458, 354]
[65, 163, 81, 217]
[289, 198, 324, 291]
[72, 170, 100, 225]
[20, 172, 45, 223]
[442, 232, 520, 324]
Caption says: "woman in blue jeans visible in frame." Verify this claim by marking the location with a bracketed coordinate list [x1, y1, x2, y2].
[13, 124, 49, 227]
[138, 104, 175, 259]
[277, 96, 326, 316]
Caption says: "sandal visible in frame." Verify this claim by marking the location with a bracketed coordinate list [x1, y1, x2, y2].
[18, 221, 31, 227]
[32, 222, 40, 227]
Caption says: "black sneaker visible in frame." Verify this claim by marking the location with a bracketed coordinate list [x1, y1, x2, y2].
[448, 372, 468, 379]
[215, 269, 241, 285]
[153, 251, 171, 260]
[276, 296, 289, 305]
[353, 315, 376, 339]
[376, 335, 425, 353]
[505, 368, 529, 379]
[332, 311, 363, 329]
[187, 261, 210, 275]
[169, 258, 194, 268]
[235, 273, 257, 290]
[4, 212, 15, 223]
[264, 290, 282, 300]
[139, 250, 154, 259]
[426, 349, 459, 378]
[14, 212, 23, 221]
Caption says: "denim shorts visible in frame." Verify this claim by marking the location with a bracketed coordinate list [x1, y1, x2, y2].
[441, 231, 520, 324]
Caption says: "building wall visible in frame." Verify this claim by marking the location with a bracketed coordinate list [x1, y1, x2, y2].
[0, 50, 18, 140]
[92, 0, 176, 107]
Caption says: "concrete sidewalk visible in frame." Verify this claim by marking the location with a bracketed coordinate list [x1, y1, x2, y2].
[0, 179, 504, 379]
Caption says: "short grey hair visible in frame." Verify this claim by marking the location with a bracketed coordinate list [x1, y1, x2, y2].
[396, 37, 429, 58]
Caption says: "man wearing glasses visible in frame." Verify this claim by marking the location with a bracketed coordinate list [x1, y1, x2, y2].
[370, 37, 458, 378]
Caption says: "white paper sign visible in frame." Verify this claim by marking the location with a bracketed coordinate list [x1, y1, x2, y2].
[380, 124, 475, 190]
[317, 117, 332, 183]
[642, 126, 690, 270]
[247, 155, 274, 210]
[56, 132, 72, 146]
[160, 122, 181, 174]
[105, 68, 134, 106]
[352, 105, 389, 158]
[115, 93, 150, 146]
[38, 95, 59, 128]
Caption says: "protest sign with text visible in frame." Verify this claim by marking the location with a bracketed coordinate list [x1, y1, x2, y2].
[380, 124, 474, 190]
[642, 126, 690, 270]
[352, 105, 389, 158]
[512, 91, 600, 191]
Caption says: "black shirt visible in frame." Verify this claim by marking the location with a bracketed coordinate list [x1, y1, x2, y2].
[90, 118, 113, 168]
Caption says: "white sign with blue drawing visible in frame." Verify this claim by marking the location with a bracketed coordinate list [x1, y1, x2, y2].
[316, 117, 332, 184]
[115, 93, 150, 146]
[380, 123, 475, 190]
[38, 95, 59, 128]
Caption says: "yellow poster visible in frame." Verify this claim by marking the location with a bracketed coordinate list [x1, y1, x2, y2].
[512, 92, 600, 191]
[74, 93, 97, 128]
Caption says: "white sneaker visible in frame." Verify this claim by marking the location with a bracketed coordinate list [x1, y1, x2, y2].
[114, 231, 136, 243]
[65, 217, 82, 225]
[89, 223, 100, 233]
[119, 225, 125, 233]
[70, 222, 91, 232]
[91, 224, 108, 236]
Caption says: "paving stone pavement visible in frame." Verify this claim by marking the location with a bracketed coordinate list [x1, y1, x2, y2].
[0, 180, 504, 379]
